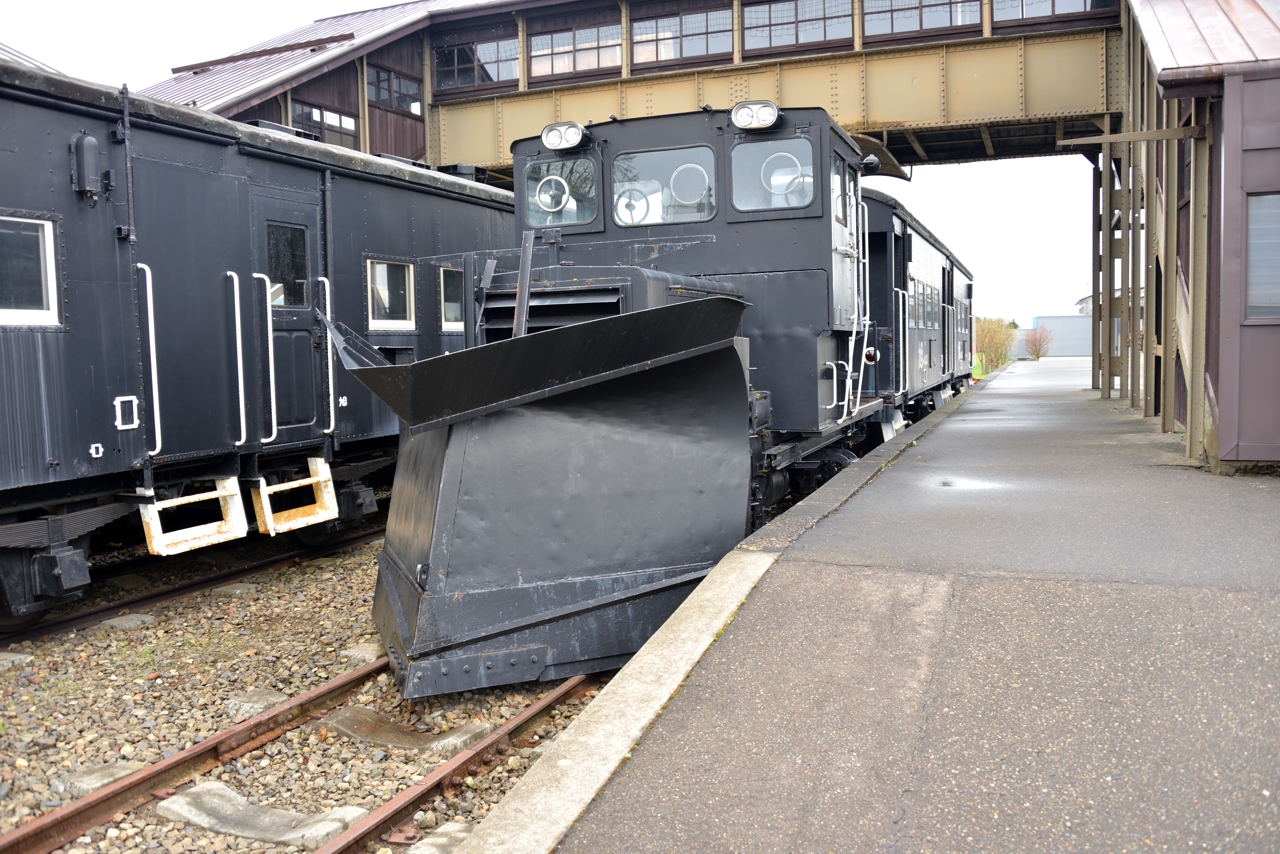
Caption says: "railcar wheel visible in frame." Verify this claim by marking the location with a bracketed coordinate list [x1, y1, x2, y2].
[292, 522, 339, 549]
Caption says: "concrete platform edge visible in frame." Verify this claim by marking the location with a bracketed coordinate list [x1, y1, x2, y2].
[454, 377, 990, 854]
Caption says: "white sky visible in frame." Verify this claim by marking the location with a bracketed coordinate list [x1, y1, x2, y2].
[5, 1, 1094, 327]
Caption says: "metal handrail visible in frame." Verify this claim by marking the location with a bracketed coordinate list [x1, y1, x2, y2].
[227, 272, 247, 447]
[320, 276, 335, 435]
[824, 361, 841, 409]
[135, 263, 162, 457]
[253, 273, 279, 444]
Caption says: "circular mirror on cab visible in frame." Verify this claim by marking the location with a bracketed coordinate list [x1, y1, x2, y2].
[760, 151, 803, 196]
[669, 163, 710, 205]
[535, 175, 571, 212]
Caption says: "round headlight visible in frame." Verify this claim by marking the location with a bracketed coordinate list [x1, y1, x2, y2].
[755, 103, 778, 126]
[562, 124, 583, 147]
[543, 126, 564, 149]
[732, 104, 756, 129]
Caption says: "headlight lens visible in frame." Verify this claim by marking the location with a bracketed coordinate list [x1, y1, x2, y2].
[755, 103, 778, 126]
[562, 124, 583, 147]
[543, 126, 564, 148]
[732, 104, 756, 129]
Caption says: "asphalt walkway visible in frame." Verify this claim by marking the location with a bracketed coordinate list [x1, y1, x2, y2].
[557, 358, 1280, 853]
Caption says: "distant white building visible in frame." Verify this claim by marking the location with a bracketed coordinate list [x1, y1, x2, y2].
[1010, 314, 1092, 358]
[1075, 295, 1092, 315]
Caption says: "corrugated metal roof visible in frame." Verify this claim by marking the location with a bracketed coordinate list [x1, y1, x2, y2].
[1131, 0, 1280, 86]
[141, 0, 510, 115]
[0, 41, 61, 74]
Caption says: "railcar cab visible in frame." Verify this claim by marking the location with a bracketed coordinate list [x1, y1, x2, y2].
[464, 103, 882, 443]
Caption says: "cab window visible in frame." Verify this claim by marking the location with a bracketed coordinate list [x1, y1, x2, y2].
[612, 146, 716, 227]
[731, 137, 814, 212]
[0, 216, 58, 326]
[525, 158, 598, 227]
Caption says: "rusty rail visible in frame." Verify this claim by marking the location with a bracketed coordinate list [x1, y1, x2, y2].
[0, 658, 389, 854]
[313, 674, 596, 854]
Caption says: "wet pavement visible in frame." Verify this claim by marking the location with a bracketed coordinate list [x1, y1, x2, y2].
[559, 358, 1280, 853]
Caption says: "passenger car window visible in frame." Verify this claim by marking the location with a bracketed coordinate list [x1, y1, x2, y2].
[267, 224, 308, 307]
[0, 216, 58, 326]
[612, 146, 716, 226]
[525, 158, 598, 227]
[439, 267, 464, 332]
[368, 259, 415, 331]
[731, 138, 814, 211]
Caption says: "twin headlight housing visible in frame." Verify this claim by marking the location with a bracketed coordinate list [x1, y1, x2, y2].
[731, 100, 780, 131]
[541, 121, 589, 151]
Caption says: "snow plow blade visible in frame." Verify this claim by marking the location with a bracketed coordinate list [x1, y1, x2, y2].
[327, 297, 750, 699]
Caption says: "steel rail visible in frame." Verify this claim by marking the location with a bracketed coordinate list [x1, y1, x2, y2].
[0, 528, 385, 646]
[0, 658, 390, 854]
[313, 674, 595, 854]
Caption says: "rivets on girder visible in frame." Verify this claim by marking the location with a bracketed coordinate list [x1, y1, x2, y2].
[463, 665, 471, 673]
[441, 666, 449, 675]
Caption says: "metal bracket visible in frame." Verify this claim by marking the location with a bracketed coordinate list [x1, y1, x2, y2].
[114, 395, 140, 430]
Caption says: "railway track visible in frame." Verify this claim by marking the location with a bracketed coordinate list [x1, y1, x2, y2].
[0, 528, 386, 647]
[0, 659, 598, 854]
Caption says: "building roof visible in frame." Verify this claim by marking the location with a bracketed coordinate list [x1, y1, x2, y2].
[0, 41, 61, 74]
[1131, 0, 1280, 88]
[140, 0, 510, 115]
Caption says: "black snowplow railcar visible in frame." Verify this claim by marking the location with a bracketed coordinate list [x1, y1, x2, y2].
[0, 59, 513, 628]
[328, 103, 974, 700]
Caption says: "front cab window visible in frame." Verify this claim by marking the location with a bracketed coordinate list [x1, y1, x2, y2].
[731, 138, 815, 212]
[612, 146, 717, 227]
[525, 158, 598, 227]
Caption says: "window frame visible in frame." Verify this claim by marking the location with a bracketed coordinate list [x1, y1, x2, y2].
[528, 24, 624, 80]
[0, 214, 60, 328]
[631, 8, 735, 69]
[727, 134, 822, 221]
[366, 258, 417, 332]
[609, 144, 719, 228]
[432, 38, 520, 94]
[368, 65, 422, 116]
[522, 153, 606, 235]
[1245, 192, 1280, 324]
[742, 0, 855, 55]
[439, 266, 465, 333]
[291, 99, 360, 151]
[862, 0, 982, 38]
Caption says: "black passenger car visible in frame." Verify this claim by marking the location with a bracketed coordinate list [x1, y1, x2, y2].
[0, 60, 513, 628]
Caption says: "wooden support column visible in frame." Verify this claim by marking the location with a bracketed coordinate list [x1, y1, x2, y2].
[1092, 159, 1102, 390]
[279, 91, 291, 127]
[422, 31, 433, 165]
[981, 0, 992, 38]
[1187, 96, 1210, 459]
[854, 0, 864, 52]
[1101, 146, 1114, 398]
[358, 58, 370, 154]
[1117, 143, 1131, 401]
[733, 0, 743, 64]
[1161, 98, 1179, 434]
[1142, 61, 1159, 417]
[620, 1, 632, 77]
[516, 12, 528, 91]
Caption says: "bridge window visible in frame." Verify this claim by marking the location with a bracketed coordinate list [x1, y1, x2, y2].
[1247, 194, 1280, 320]
[632, 10, 733, 66]
[291, 100, 358, 151]
[744, 0, 853, 50]
[530, 26, 622, 78]
[434, 39, 519, 91]
[368, 260, 415, 331]
[864, 0, 980, 36]
[0, 216, 58, 327]
[612, 146, 717, 226]
[525, 158, 599, 226]
[732, 138, 814, 212]
[992, 0, 1116, 20]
